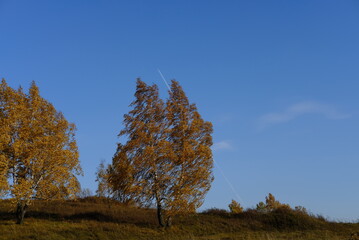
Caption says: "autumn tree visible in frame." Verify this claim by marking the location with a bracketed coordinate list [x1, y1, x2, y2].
[255, 193, 291, 213]
[164, 80, 213, 223]
[265, 193, 280, 210]
[0, 79, 82, 224]
[95, 160, 111, 198]
[228, 199, 243, 214]
[109, 79, 213, 227]
[110, 79, 173, 224]
[265, 193, 290, 211]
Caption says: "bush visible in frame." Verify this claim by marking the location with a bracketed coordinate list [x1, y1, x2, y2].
[256, 193, 291, 213]
[294, 205, 308, 214]
[262, 207, 323, 231]
[202, 208, 229, 217]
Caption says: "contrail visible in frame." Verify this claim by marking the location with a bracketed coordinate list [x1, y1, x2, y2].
[157, 69, 246, 206]
[158, 69, 171, 91]
[213, 160, 245, 205]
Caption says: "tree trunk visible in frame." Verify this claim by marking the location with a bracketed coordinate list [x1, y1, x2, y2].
[157, 202, 165, 227]
[16, 202, 28, 225]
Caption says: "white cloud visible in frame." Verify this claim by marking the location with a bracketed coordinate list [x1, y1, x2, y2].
[212, 141, 233, 151]
[258, 101, 350, 130]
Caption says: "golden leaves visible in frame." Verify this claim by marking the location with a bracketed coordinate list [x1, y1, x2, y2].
[229, 199, 243, 214]
[265, 193, 291, 211]
[109, 79, 214, 223]
[0, 79, 82, 205]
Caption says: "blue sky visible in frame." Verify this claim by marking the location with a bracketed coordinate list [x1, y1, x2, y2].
[1, 0, 358, 221]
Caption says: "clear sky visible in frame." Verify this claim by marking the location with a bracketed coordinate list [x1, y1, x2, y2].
[0, 0, 358, 221]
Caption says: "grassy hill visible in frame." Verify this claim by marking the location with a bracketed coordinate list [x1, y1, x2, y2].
[0, 198, 358, 240]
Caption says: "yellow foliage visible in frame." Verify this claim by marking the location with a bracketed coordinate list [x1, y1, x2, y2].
[265, 193, 291, 211]
[0, 79, 82, 213]
[228, 199, 243, 214]
[95, 160, 112, 198]
[109, 79, 214, 226]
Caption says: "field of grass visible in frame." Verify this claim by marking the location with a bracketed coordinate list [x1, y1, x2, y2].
[0, 198, 358, 240]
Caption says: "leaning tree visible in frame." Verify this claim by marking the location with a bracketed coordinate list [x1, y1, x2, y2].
[109, 79, 213, 226]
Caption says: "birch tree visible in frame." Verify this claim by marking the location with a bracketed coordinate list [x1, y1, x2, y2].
[109, 79, 213, 227]
[0, 79, 82, 224]
[110, 79, 173, 225]
[165, 80, 213, 220]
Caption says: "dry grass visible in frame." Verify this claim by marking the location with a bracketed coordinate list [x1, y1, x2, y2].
[0, 198, 358, 240]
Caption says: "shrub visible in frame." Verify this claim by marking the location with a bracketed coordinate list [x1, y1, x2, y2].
[256, 193, 291, 213]
[202, 208, 229, 217]
[294, 205, 308, 214]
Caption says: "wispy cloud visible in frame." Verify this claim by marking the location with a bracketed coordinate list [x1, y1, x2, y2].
[212, 141, 233, 151]
[258, 101, 350, 130]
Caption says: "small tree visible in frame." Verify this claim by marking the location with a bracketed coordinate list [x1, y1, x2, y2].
[256, 193, 291, 213]
[0, 79, 82, 224]
[95, 160, 111, 198]
[266, 193, 290, 211]
[228, 199, 243, 214]
[265, 193, 280, 210]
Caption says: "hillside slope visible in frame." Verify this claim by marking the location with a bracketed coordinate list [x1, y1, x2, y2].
[0, 198, 357, 240]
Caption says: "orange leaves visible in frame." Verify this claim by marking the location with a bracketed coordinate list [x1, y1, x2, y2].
[229, 199, 244, 214]
[109, 79, 214, 226]
[165, 80, 214, 216]
[0, 79, 82, 207]
[256, 193, 291, 213]
[113, 81, 168, 178]
[265, 193, 291, 211]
